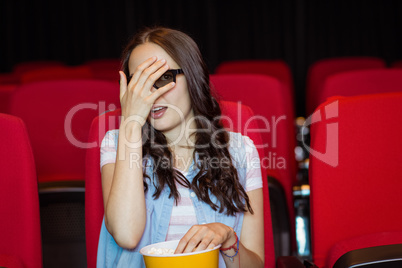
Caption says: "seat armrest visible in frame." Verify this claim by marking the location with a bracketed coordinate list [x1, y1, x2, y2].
[333, 243, 402, 268]
[268, 175, 292, 257]
[303, 260, 319, 268]
[276, 256, 305, 268]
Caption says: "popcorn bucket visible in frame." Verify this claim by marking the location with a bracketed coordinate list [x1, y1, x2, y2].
[140, 240, 220, 268]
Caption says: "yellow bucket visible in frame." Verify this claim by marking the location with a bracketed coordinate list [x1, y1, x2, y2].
[140, 240, 220, 268]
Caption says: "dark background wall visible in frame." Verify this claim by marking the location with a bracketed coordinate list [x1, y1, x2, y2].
[1, 0, 402, 116]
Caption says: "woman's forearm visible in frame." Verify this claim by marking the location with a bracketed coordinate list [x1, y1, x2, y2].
[105, 121, 147, 249]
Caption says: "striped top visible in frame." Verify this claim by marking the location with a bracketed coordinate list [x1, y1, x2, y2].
[166, 175, 196, 241]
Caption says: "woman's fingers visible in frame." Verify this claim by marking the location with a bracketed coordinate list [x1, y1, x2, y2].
[174, 223, 232, 254]
[142, 63, 169, 92]
[133, 58, 167, 92]
[146, 82, 175, 104]
[128, 56, 157, 87]
[120, 56, 176, 122]
[119, 71, 128, 102]
[192, 232, 215, 252]
[175, 227, 198, 254]
[175, 225, 221, 254]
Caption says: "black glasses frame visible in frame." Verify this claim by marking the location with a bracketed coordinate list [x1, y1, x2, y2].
[153, 69, 184, 89]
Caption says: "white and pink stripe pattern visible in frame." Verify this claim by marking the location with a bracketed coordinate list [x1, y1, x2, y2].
[166, 179, 198, 241]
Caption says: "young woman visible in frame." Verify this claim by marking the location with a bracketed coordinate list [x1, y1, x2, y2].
[98, 27, 265, 267]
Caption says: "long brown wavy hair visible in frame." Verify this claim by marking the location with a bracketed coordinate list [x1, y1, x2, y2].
[121, 26, 252, 216]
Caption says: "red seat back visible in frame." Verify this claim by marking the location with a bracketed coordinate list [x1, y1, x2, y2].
[13, 60, 65, 76]
[306, 57, 386, 115]
[0, 113, 42, 267]
[391, 60, 402, 68]
[9, 79, 120, 183]
[318, 69, 402, 106]
[0, 73, 20, 85]
[309, 92, 402, 267]
[0, 61, 65, 85]
[21, 65, 94, 84]
[85, 101, 275, 268]
[84, 59, 121, 81]
[0, 84, 17, 113]
[215, 60, 294, 94]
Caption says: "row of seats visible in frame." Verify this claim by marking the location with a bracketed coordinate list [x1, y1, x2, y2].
[0, 59, 120, 84]
[2, 57, 402, 115]
[0, 59, 121, 114]
[215, 57, 402, 115]
[2, 75, 297, 261]
[3, 91, 402, 267]
[0, 100, 276, 267]
[3, 79, 120, 267]
[1, 58, 402, 267]
[215, 57, 402, 259]
[85, 92, 402, 268]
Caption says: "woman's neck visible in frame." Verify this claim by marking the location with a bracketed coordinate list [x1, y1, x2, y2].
[163, 112, 197, 149]
[169, 130, 196, 171]
[166, 125, 196, 173]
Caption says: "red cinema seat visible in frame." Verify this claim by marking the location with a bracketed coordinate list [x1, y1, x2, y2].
[21, 65, 94, 84]
[215, 59, 295, 115]
[0, 84, 17, 113]
[85, 101, 276, 268]
[84, 58, 121, 81]
[0, 73, 20, 85]
[391, 60, 402, 68]
[0, 113, 42, 268]
[13, 60, 65, 76]
[215, 60, 294, 91]
[306, 57, 386, 115]
[317, 69, 402, 106]
[0, 61, 65, 85]
[9, 79, 120, 185]
[210, 74, 296, 255]
[308, 92, 402, 267]
[9, 79, 120, 266]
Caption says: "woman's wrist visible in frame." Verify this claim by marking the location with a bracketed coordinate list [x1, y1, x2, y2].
[119, 116, 142, 136]
[121, 113, 144, 130]
[220, 230, 240, 262]
[118, 120, 143, 159]
[221, 228, 237, 249]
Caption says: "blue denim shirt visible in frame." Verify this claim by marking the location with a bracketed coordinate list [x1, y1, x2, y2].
[97, 132, 250, 268]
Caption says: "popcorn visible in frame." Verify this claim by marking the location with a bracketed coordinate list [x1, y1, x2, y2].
[148, 247, 175, 255]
